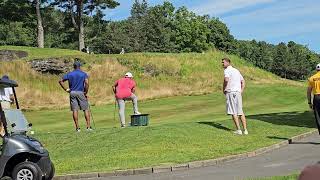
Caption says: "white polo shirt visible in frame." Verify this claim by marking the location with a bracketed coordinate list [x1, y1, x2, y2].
[224, 66, 244, 92]
[0, 87, 13, 102]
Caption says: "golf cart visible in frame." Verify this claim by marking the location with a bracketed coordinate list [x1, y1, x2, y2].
[0, 77, 54, 180]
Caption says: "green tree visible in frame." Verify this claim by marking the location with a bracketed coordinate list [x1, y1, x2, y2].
[287, 41, 315, 80]
[272, 42, 289, 78]
[0, 22, 36, 46]
[86, 9, 110, 51]
[0, 0, 34, 23]
[127, 0, 148, 52]
[51, 0, 120, 51]
[172, 7, 209, 52]
[43, 8, 78, 49]
[207, 17, 234, 52]
[94, 20, 132, 54]
[143, 1, 175, 52]
[256, 41, 273, 70]
[130, 0, 148, 19]
[0, 0, 36, 46]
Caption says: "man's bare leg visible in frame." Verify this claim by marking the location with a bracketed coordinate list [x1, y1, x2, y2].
[84, 110, 91, 128]
[72, 110, 79, 129]
[232, 115, 241, 130]
[240, 114, 247, 130]
[0, 122, 4, 136]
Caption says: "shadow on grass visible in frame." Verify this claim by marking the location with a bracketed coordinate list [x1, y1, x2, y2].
[267, 136, 320, 145]
[290, 142, 320, 145]
[251, 111, 320, 144]
[267, 136, 289, 140]
[247, 111, 315, 129]
[198, 122, 232, 131]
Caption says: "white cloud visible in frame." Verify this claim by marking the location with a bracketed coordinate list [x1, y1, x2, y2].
[224, 1, 320, 25]
[222, 0, 320, 38]
[192, 0, 275, 16]
[234, 22, 320, 40]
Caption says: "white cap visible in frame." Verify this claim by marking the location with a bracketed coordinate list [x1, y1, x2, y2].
[125, 72, 133, 78]
[316, 63, 320, 70]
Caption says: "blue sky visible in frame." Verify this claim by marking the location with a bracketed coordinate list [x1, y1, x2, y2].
[104, 0, 320, 53]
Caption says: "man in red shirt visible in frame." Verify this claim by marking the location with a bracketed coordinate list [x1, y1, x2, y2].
[113, 72, 141, 127]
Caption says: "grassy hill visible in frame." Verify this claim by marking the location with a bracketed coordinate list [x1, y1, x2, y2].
[0, 46, 299, 109]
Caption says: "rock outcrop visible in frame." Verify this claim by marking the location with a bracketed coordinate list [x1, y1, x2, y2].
[0, 50, 28, 61]
[29, 58, 73, 75]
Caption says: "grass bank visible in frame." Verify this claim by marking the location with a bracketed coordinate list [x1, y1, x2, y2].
[0, 46, 299, 109]
[22, 84, 314, 174]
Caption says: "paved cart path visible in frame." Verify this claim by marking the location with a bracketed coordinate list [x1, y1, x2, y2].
[92, 133, 320, 180]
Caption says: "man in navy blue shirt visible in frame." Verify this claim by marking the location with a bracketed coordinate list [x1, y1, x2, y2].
[59, 61, 92, 132]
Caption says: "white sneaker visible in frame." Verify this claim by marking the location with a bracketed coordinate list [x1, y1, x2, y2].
[243, 129, 248, 135]
[233, 130, 242, 135]
[134, 111, 141, 115]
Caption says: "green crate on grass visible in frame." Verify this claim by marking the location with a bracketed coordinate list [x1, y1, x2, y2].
[130, 114, 149, 126]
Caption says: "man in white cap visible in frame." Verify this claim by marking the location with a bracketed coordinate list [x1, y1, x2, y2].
[0, 75, 14, 109]
[307, 63, 320, 134]
[0, 75, 15, 136]
[113, 72, 141, 127]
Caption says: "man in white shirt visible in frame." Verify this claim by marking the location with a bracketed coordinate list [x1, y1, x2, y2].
[0, 75, 14, 108]
[0, 75, 14, 136]
[222, 58, 248, 135]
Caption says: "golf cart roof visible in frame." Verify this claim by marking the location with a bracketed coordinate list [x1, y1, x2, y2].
[0, 77, 18, 88]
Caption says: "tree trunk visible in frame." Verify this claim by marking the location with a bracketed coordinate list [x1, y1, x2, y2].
[35, 0, 44, 48]
[68, 0, 78, 29]
[79, 20, 85, 51]
[77, 0, 85, 51]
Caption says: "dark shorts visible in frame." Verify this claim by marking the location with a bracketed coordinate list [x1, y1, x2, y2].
[70, 91, 88, 111]
[313, 95, 320, 134]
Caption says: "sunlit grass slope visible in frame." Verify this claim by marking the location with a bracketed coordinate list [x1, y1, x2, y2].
[0, 46, 299, 109]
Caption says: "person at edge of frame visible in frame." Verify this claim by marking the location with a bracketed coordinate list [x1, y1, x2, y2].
[307, 63, 320, 134]
[0, 75, 15, 136]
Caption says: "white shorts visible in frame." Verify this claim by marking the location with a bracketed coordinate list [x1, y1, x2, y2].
[226, 92, 244, 115]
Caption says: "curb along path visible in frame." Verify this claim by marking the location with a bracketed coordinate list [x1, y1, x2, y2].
[53, 130, 318, 180]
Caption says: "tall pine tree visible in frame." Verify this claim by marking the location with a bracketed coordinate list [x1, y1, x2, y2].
[51, 0, 119, 51]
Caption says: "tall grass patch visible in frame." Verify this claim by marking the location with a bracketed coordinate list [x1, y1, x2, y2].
[0, 46, 299, 108]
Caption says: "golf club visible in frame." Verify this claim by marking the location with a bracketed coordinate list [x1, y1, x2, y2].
[114, 99, 117, 122]
[88, 102, 96, 130]
[112, 87, 118, 123]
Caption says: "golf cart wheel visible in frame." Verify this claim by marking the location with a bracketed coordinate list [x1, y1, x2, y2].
[12, 162, 42, 180]
[45, 162, 55, 180]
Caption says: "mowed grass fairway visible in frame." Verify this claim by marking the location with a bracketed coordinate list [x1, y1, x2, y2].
[24, 84, 315, 174]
